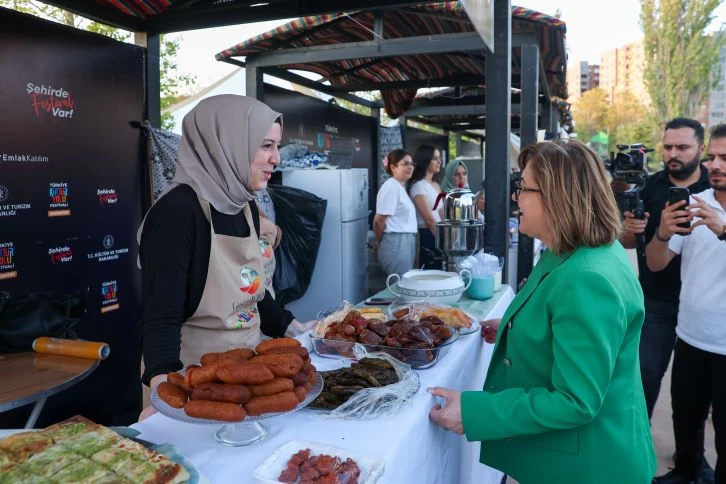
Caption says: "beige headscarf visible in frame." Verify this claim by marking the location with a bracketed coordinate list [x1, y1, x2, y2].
[137, 95, 282, 251]
[172, 94, 282, 214]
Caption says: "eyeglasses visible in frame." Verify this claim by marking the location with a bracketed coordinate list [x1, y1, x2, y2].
[514, 183, 541, 201]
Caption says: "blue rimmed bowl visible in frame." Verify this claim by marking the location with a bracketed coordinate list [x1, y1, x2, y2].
[385, 269, 471, 305]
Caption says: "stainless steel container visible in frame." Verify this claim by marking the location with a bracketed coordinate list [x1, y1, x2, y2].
[435, 188, 483, 222]
[435, 222, 484, 258]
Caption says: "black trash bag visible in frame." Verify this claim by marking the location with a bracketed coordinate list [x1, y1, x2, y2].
[268, 184, 327, 306]
[0, 288, 88, 353]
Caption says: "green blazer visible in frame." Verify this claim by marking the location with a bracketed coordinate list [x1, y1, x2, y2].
[461, 242, 655, 483]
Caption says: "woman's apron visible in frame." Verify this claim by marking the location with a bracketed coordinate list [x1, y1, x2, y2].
[258, 216, 277, 298]
[180, 199, 265, 366]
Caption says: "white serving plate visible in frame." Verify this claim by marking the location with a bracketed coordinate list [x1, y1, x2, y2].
[253, 440, 384, 483]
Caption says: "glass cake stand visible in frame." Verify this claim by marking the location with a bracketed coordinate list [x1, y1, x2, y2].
[151, 372, 323, 447]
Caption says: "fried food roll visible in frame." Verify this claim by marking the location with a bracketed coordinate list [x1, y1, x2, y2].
[184, 400, 246, 422]
[167, 372, 191, 393]
[200, 352, 225, 366]
[249, 377, 294, 397]
[292, 385, 309, 403]
[244, 391, 299, 416]
[255, 337, 301, 355]
[291, 370, 309, 387]
[257, 346, 310, 360]
[216, 361, 275, 385]
[250, 353, 304, 377]
[303, 361, 315, 374]
[191, 382, 252, 404]
[186, 361, 225, 387]
[200, 347, 255, 366]
[157, 381, 188, 409]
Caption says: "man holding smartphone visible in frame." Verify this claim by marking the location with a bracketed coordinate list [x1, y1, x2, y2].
[620, 118, 713, 482]
[648, 124, 726, 484]
[621, 119, 710, 411]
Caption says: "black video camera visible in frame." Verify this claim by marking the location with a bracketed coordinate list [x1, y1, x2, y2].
[606, 143, 652, 185]
[606, 143, 653, 254]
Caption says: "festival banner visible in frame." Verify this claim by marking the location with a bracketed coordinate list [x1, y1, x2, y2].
[0, 8, 145, 427]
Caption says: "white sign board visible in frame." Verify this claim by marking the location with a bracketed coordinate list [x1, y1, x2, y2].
[460, 0, 495, 53]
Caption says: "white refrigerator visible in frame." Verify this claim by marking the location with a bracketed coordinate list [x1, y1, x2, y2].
[279, 168, 369, 321]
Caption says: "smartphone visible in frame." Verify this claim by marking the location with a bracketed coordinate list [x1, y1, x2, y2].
[668, 187, 691, 230]
[364, 297, 395, 305]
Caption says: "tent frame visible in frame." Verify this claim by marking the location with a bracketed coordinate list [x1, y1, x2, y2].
[220, 1, 559, 285]
[35, 0, 565, 284]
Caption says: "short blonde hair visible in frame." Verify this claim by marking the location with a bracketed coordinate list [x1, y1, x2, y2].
[518, 140, 621, 254]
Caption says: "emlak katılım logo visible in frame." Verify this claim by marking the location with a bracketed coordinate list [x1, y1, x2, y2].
[97, 188, 118, 205]
[0, 241, 17, 280]
[48, 182, 70, 217]
[48, 246, 72, 264]
[101, 280, 119, 313]
[0, 185, 32, 218]
[27, 83, 74, 119]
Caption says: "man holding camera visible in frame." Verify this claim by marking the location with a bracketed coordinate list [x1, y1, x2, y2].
[620, 118, 712, 481]
[647, 123, 726, 484]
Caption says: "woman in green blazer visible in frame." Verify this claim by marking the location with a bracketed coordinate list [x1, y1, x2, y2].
[429, 140, 656, 483]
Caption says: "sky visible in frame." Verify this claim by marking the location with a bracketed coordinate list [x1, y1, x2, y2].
[172, 1, 726, 91]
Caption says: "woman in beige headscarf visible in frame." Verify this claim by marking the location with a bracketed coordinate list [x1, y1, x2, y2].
[137, 95, 314, 420]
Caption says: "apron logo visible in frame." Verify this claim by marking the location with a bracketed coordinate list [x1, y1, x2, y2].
[259, 240, 273, 259]
[226, 305, 258, 329]
[239, 267, 261, 294]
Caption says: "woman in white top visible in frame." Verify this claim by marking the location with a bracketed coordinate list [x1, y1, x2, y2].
[409, 144, 444, 269]
[373, 149, 417, 277]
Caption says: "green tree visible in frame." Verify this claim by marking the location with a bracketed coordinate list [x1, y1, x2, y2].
[1, 0, 195, 129]
[640, 0, 726, 122]
[572, 88, 611, 141]
[448, 132, 457, 159]
[159, 36, 195, 130]
[607, 91, 653, 153]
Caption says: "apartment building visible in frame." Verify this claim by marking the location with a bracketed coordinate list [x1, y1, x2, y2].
[577, 34, 726, 127]
[566, 60, 600, 103]
[599, 39, 650, 106]
[701, 41, 726, 126]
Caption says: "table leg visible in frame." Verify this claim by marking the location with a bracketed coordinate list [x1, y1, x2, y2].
[24, 397, 47, 429]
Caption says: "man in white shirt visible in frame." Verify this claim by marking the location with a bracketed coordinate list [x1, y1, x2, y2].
[648, 124, 726, 484]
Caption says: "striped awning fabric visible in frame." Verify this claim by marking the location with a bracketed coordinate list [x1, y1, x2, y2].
[97, 0, 172, 18]
[216, 3, 567, 118]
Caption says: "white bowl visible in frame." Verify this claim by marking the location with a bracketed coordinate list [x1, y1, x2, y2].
[386, 269, 471, 305]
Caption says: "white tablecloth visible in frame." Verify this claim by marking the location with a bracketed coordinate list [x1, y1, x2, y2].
[132, 286, 515, 484]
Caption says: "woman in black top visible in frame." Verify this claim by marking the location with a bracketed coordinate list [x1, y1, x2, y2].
[137, 95, 314, 420]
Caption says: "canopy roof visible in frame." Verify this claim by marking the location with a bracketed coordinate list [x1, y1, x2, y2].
[216, 3, 566, 119]
[41, 0, 422, 33]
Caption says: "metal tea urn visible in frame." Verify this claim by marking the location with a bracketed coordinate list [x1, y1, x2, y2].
[433, 188, 484, 271]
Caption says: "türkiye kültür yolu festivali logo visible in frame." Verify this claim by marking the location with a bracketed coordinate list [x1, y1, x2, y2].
[27, 82, 75, 119]
[48, 182, 70, 217]
[101, 280, 120, 313]
[0, 241, 17, 280]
